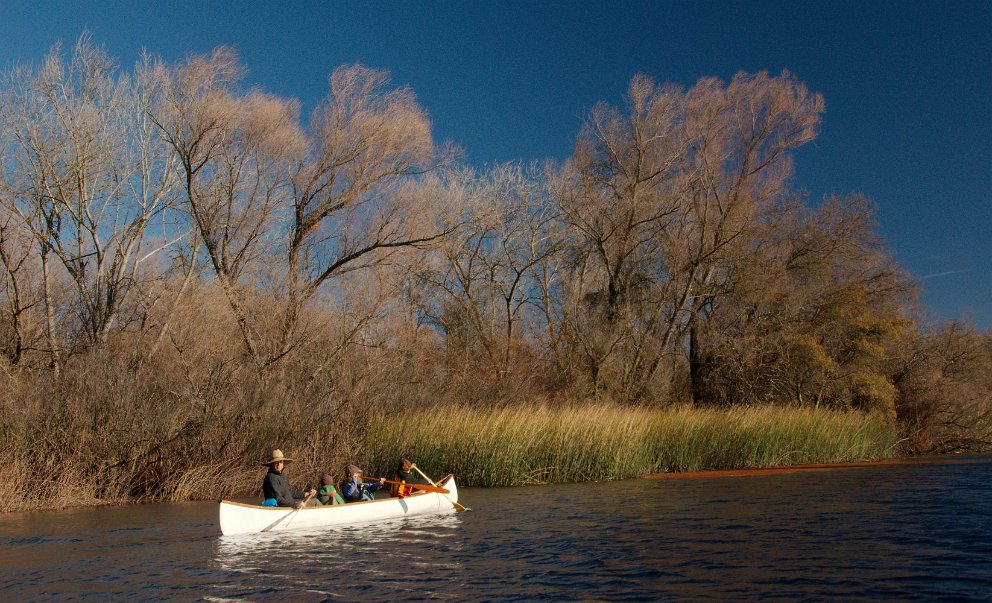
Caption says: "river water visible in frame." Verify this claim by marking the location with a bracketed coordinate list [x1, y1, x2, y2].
[2, 456, 991, 601]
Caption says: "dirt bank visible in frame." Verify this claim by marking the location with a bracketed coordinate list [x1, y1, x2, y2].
[644, 456, 978, 479]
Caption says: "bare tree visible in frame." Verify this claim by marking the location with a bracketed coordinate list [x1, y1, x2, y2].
[413, 165, 558, 379]
[279, 64, 452, 364]
[0, 37, 183, 373]
[153, 47, 302, 364]
[894, 322, 992, 453]
[553, 71, 824, 402]
[550, 77, 688, 394]
[0, 210, 44, 366]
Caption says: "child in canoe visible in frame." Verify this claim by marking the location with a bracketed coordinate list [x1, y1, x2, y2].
[341, 464, 386, 502]
[317, 473, 345, 505]
[391, 458, 426, 498]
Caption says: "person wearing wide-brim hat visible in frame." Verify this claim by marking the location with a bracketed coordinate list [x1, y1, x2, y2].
[261, 449, 318, 508]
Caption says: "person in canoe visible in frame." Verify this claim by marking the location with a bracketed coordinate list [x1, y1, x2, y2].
[341, 464, 386, 502]
[261, 449, 318, 509]
[316, 473, 345, 505]
[390, 458, 425, 498]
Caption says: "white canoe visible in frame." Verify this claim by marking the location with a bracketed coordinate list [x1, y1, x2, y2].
[218, 474, 459, 536]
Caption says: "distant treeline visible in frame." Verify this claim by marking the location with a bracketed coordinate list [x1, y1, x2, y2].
[0, 38, 989, 510]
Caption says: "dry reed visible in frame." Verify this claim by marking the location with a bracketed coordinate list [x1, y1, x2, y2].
[364, 403, 899, 487]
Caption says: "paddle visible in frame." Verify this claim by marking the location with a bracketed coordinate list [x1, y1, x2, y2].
[411, 465, 466, 512]
[357, 475, 450, 494]
[297, 489, 317, 508]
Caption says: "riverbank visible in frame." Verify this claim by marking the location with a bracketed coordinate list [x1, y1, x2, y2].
[2, 403, 899, 512]
[643, 455, 983, 479]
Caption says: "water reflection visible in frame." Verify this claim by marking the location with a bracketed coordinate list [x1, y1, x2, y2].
[209, 514, 467, 601]
[2, 457, 991, 601]
[214, 512, 464, 562]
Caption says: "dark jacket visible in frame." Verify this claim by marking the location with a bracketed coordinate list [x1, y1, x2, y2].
[263, 468, 304, 507]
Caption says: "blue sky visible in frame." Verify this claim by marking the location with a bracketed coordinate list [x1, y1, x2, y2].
[2, 1, 989, 328]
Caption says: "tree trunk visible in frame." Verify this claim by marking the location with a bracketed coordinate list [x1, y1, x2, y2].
[689, 318, 704, 406]
[40, 245, 60, 378]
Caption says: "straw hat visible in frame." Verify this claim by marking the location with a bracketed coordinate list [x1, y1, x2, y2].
[262, 449, 293, 466]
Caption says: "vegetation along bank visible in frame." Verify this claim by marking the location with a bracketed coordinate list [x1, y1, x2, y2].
[0, 39, 989, 512]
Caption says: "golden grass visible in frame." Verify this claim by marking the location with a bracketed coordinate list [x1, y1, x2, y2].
[0, 395, 899, 511]
[365, 403, 900, 487]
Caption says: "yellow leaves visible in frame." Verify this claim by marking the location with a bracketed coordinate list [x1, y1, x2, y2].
[848, 371, 898, 419]
[788, 334, 836, 373]
[848, 338, 886, 362]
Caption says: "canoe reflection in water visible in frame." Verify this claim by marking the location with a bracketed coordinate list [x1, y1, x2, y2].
[212, 512, 467, 599]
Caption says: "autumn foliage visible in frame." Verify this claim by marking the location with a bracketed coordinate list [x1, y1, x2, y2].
[0, 39, 988, 509]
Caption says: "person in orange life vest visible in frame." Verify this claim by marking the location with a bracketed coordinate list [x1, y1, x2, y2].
[391, 457, 425, 498]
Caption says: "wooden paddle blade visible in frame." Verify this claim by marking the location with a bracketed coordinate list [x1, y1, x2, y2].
[408, 483, 450, 494]
[358, 475, 450, 494]
[410, 466, 465, 511]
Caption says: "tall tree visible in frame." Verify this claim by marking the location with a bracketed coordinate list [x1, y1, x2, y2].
[279, 64, 451, 364]
[0, 37, 182, 373]
[0, 211, 43, 366]
[412, 165, 558, 380]
[553, 71, 824, 401]
[692, 195, 915, 412]
[153, 47, 302, 365]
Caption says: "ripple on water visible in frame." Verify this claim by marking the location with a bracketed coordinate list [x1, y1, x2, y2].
[2, 457, 992, 600]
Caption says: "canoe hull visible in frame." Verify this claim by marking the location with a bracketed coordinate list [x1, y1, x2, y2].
[219, 474, 459, 535]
